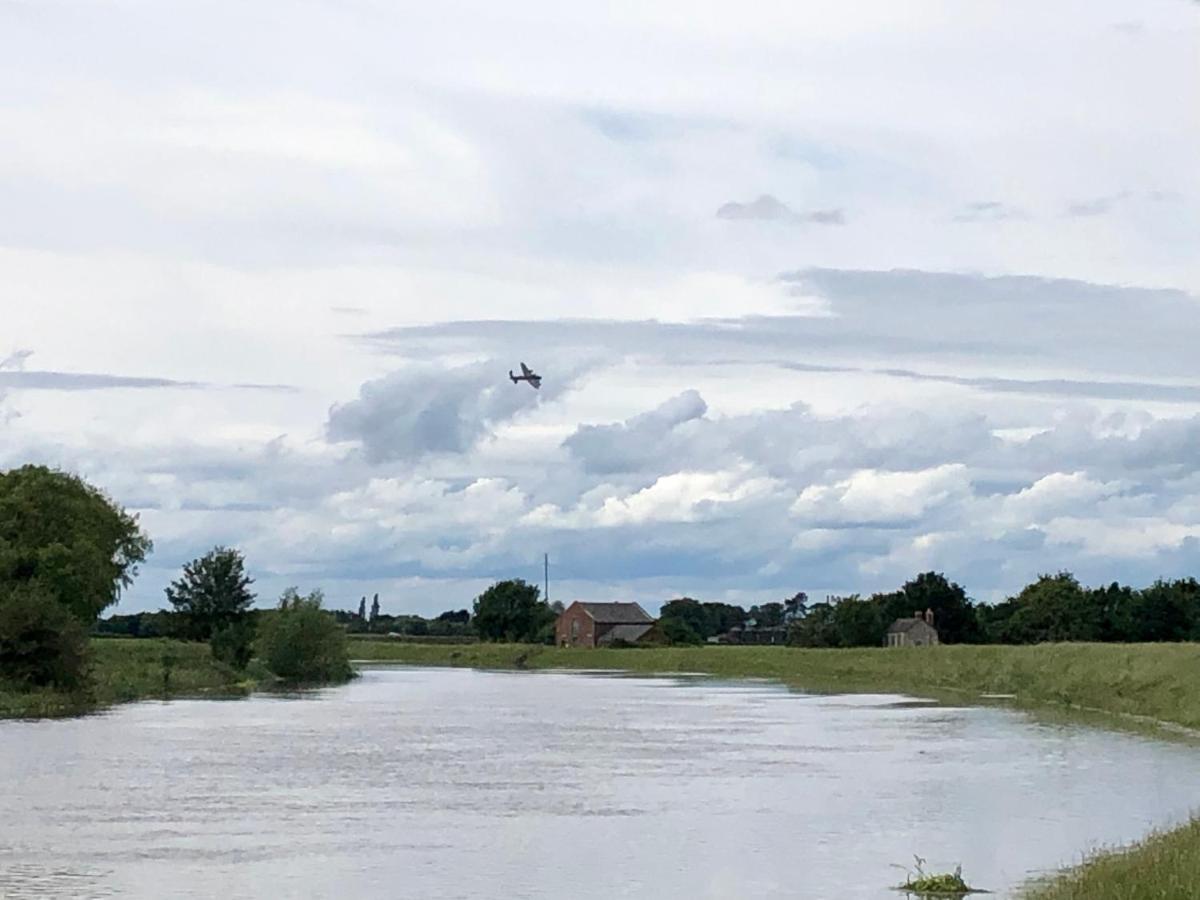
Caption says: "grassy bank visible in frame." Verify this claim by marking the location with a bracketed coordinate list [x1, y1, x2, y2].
[0, 638, 253, 718]
[353, 640, 1200, 899]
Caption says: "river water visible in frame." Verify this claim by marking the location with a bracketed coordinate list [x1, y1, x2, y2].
[1, 666, 1198, 899]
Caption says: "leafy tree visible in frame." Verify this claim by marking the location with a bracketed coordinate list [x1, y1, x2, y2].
[472, 579, 554, 642]
[165, 547, 255, 641]
[0, 465, 152, 622]
[702, 602, 747, 636]
[788, 601, 839, 647]
[999, 572, 1098, 643]
[369, 593, 380, 622]
[783, 592, 809, 622]
[660, 598, 709, 636]
[660, 616, 703, 645]
[210, 618, 256, 670]
[0, 584, 91, 689]
[257, 588, 353, 683]
[832, 595, 887, 647]
[877, 572, 981, 644]
[436, 609, 470, 624]
[748, 602, 785, 628]
[357, 597, 366, 620]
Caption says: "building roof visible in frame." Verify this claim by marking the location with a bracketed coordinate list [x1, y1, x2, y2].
[596, 623, 655, 644]
[887, 617, 937, 634]
[576, 602, 654, 624]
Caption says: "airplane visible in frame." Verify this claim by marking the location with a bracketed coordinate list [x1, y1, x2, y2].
[509, 362, 542, 389]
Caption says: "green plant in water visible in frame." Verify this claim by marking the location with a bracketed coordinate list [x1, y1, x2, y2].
[896, 857, 980, 896]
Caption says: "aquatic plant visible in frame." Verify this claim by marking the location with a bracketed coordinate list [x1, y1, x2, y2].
[896, 858, 980, 896]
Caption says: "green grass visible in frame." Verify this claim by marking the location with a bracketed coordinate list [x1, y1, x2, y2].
[0, 638, 254, 718]
[1024, 819, 1200, 900]
[353, 640, 1200, 900]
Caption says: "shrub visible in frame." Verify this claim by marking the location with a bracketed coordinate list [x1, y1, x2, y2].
[257, 588, 353, 684]
[210, 617, 256, 671]
[0, 586, 91, 690]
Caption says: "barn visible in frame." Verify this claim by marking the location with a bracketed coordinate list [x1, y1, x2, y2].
[555, 601, 656, 648]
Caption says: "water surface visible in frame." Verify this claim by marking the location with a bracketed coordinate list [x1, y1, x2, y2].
[2, 667, 1198, 898]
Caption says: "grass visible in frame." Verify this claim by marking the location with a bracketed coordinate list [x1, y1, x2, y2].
[0, 638, 254, 718]
[1024, 819, 1200, 900]
[353, 639, 1200, 899]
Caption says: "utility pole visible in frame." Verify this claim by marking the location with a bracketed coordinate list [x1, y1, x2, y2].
[544, 553, 549, 605]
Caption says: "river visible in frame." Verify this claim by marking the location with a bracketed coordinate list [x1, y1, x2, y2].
[2, 666, 1198, 898]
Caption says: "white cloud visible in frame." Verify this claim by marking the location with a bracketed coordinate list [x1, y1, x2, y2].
[791, 464, 970, 525]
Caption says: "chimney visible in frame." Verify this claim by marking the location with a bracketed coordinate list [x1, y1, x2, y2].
[913, 610, 921, 620]
[925, 608, 934, 626]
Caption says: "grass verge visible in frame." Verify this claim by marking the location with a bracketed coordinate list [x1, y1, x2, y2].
[0, 638, 254, 718]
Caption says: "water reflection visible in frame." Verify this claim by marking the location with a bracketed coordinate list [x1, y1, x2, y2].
[1, 667, 1197, 899]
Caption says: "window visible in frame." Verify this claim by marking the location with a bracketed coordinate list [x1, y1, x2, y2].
[570, 619, 579, 640]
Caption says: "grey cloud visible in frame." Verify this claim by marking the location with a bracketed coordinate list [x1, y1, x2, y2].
[365, 268, 1200, 386]
[716, 195, 845, 225]
[565, 390, 708, 474]
[326, 361, 558, 463]
[952, 201, 1028, 223]
[1065, 191, 1132, 217]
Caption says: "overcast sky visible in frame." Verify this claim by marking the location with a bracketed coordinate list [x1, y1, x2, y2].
[2, 0, 1199, 614]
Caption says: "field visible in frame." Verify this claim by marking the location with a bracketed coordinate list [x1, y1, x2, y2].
[0, 638, 252, 718]
[350, 639, 1200, 899]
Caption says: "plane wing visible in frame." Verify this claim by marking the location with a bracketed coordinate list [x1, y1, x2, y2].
[520, 362, 533, 376]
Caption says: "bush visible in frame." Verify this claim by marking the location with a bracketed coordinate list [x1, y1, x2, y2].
[256, 588, 353, 684]
[0, 586, 91, 690]
[210, 618, 256, 670]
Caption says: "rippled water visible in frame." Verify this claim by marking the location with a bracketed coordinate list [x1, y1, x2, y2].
[2, 666, 1198, 898]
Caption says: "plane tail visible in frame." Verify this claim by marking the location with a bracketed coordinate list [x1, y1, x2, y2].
[509, 370, 517, 383]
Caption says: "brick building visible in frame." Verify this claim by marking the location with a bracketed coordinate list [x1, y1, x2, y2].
[555, 601, 656, 648]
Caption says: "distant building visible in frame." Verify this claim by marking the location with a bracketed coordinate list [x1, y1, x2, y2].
[718, 625, 788, 645]
[555, 601, 656, 648]
[885, 609, 939, 647]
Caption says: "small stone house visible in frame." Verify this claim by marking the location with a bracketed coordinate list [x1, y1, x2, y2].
[885, 608, 939, 647]
[555, 601, 656, 648]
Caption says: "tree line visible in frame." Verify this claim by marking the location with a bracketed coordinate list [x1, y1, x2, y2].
[657, 571, 1200, 647]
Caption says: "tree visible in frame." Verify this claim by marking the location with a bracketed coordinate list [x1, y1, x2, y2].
[783, 592, 809, 622]
[877, 572, 981, 644]
[0, 465, 152, 622]
[357, 597, 366, 620]
[472, 579, 554, 642]
[165, 547, 255, 641]
[748, 602, 785, 628]
[0, 584, 90, 689]
[660, 616, 703, 645]
[999, 572, 1097, 643]
[660, 598, 709, 636]
[369, 593, 380, 622]
[788, 601, 839, 647]
[257, 588, 353, 683]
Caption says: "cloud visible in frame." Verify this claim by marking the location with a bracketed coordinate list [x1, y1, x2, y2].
[952, 201, 1028, 223]
[326, 361, 563, 463]
[716, 195, 845, 225]
[1065, 191, 1133, 217]
[565, 390, 707, 474]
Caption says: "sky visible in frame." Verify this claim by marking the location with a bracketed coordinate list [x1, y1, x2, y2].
[1, 0, 1198, 615]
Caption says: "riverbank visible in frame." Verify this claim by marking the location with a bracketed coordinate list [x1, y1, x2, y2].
[350, 640, 1200, 732]
[351, 640, 1200, 899]
[0, 638, 253, 718]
